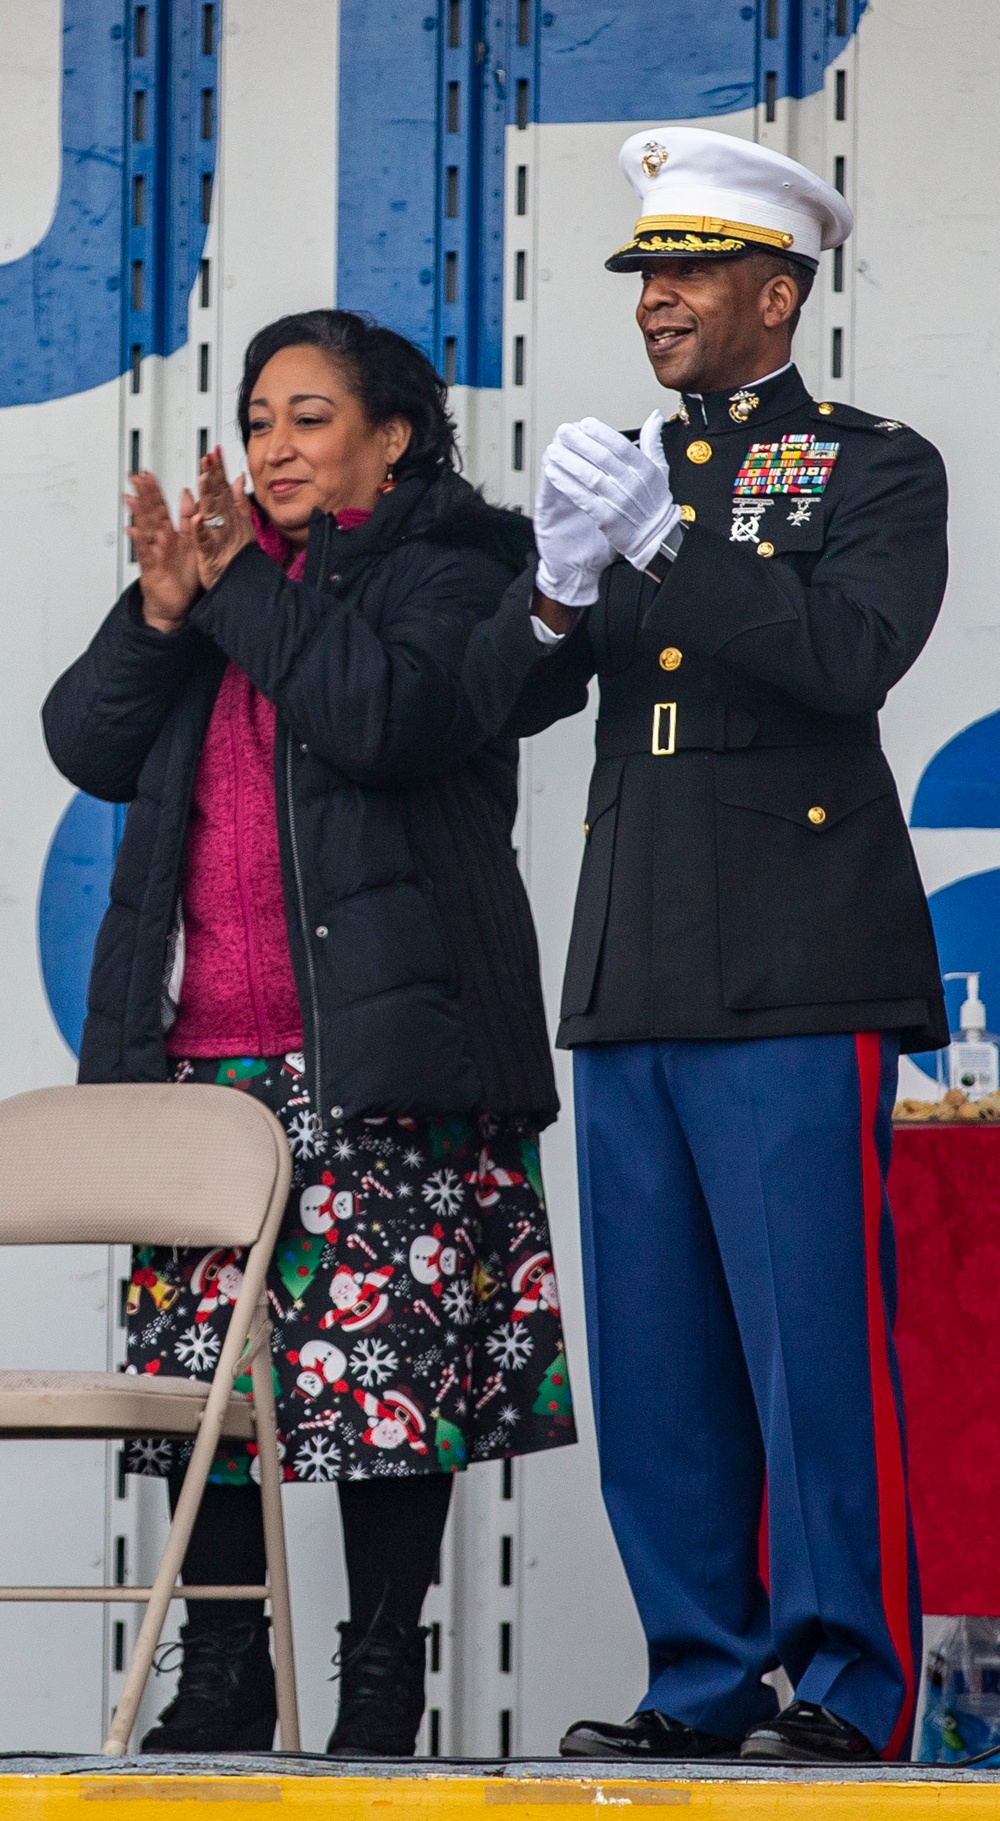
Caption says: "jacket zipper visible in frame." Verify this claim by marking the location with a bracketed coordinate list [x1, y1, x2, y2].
[280, 514, 332, 1115]
[284, 728, 323, 1118]
[155, 654, 226, 1068]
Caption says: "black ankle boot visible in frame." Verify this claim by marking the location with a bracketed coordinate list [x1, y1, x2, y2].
[140, 1618, 276, 1753]
[326, 1618, 429, 1757]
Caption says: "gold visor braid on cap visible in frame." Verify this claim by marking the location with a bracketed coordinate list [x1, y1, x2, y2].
[634, 214, 795, 251]
[617, 234, 747, 258]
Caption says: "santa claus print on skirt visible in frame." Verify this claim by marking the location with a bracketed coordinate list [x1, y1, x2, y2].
[124, 1054, 576, 1484]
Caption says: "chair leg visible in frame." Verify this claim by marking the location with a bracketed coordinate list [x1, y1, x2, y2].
[100, 1438, 219, 1755]
[251, 1312, 301, 1751]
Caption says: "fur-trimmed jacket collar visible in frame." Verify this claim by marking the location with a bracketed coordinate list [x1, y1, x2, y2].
[292, 467, 536, 581]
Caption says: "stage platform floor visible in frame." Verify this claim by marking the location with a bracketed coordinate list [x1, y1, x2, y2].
[0, 1756, 998, 1818]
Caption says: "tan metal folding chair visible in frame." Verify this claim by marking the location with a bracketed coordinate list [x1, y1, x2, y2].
[0, 1082, 299, 1755]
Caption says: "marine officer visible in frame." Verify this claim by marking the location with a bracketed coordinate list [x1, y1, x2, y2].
[464, 127, 948, 1763]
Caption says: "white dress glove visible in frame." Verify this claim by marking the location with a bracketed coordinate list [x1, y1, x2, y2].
[533, 461, 613, 608]
[543, 412, 681, 572]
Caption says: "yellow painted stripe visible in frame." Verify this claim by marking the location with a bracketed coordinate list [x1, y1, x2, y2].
[0, 1773, 998, 1820]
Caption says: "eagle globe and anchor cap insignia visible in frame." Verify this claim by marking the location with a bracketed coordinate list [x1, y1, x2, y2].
[641, 141, 669, 179]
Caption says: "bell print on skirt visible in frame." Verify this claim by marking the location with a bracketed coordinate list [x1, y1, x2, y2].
[124, 1055, 576, 1484]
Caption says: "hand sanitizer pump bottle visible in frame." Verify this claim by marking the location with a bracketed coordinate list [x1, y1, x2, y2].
[944, 971, 1000, 1099]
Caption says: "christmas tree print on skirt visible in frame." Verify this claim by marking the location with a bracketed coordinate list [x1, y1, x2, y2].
[534, 1350, 573, 1430]
[433, 1409, 468, 1472]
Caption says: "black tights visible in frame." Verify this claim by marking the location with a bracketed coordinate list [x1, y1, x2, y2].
[167, 1469, 453, 1635]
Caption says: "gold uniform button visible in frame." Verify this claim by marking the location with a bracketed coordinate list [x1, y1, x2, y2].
[659, 647, 682, 671]
[679, 504, 696, 523]
[583, 821, 590, 837]
[757, 541, 775, 557]
[808, 806, 827, 826]
[817, 401, 835, 416]
[686, 439, 712, 464]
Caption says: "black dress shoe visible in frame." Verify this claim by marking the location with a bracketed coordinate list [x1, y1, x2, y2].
[141, 1619, 276, 1753]
[740, 1700, 878, 1763]
[560, 1710, 740, 1760]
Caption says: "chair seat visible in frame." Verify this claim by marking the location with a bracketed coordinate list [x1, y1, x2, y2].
[0, 1370, 255, 1440]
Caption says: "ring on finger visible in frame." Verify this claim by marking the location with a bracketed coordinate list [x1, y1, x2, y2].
[204, 514, 226, 529]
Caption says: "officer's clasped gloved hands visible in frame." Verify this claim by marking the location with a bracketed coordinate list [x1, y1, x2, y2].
[543, 412, 681, 572]
[533, 463, 614, 607]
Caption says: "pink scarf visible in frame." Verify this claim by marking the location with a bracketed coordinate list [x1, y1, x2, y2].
[166, 505, 370, 1058]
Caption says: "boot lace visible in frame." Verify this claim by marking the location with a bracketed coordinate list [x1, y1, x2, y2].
[327, 1588, 389, 1688]
[327, 1601, 429, 1753]
[152, 1622, 261, 1724]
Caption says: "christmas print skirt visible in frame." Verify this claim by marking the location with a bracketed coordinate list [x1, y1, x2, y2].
[125, 1055, 576, 1485]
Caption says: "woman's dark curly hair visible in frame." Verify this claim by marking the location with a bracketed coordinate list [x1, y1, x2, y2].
[236, 309, 458, 480]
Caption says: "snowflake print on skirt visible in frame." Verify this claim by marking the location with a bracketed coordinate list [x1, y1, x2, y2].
[124, 1056, 576, 1484]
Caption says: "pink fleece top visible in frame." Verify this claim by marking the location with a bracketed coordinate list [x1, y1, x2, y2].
[167, 507, 371, 1058]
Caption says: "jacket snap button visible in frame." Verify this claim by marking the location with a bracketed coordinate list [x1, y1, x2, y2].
[757, 541, 775, 558]
[807, 806, 827, 826]
[659, 647, 682, 671]
[300, 742, 308, 753]
[315, 924, 329, 937]
[330, 1105, 344, 1119]
[329, 573, 342, 584]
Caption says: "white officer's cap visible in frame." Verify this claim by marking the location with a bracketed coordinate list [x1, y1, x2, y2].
[606, 126, 853, 274]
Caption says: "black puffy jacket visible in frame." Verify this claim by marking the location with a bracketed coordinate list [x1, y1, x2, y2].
[42, 469, 558, 1125]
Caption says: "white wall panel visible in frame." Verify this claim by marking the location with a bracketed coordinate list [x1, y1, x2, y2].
[0, 380, 123, 1100]
[0, 0, 61, 264]
[855, 0, 1000, 798]
[216, 0, 340, 469]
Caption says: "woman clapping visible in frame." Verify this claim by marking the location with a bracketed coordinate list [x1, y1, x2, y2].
[43, 310, 574, 1755]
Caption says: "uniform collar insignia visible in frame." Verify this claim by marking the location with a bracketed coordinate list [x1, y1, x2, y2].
[728, 388, 759, 424]
[680, 364, 810, 436]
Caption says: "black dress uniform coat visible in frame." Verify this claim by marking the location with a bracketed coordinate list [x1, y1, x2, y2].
[466, 363, 948, 1054]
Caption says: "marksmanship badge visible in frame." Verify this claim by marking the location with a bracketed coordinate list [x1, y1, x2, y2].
[730, 499, 774, 544]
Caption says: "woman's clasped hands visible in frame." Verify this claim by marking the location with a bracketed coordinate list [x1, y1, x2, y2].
[126, 447, 255, 634]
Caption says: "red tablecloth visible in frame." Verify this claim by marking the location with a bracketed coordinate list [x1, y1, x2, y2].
[891, 1125, 1000, 1614]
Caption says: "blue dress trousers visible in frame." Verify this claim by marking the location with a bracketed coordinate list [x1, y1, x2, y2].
[574, 1032, 921, 1757]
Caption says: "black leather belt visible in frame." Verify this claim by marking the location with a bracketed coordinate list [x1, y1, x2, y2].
[595, 702, 881, 758]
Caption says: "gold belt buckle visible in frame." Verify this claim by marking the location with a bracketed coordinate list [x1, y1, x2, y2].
[652, 702, 677, 756]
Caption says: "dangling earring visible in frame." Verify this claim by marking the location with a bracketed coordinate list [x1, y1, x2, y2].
[377, 463, 396, 496]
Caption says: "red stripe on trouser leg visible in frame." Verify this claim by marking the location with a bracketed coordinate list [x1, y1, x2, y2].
[855, 1032, 915, 1760]
[757, 1483, 769, 1594]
